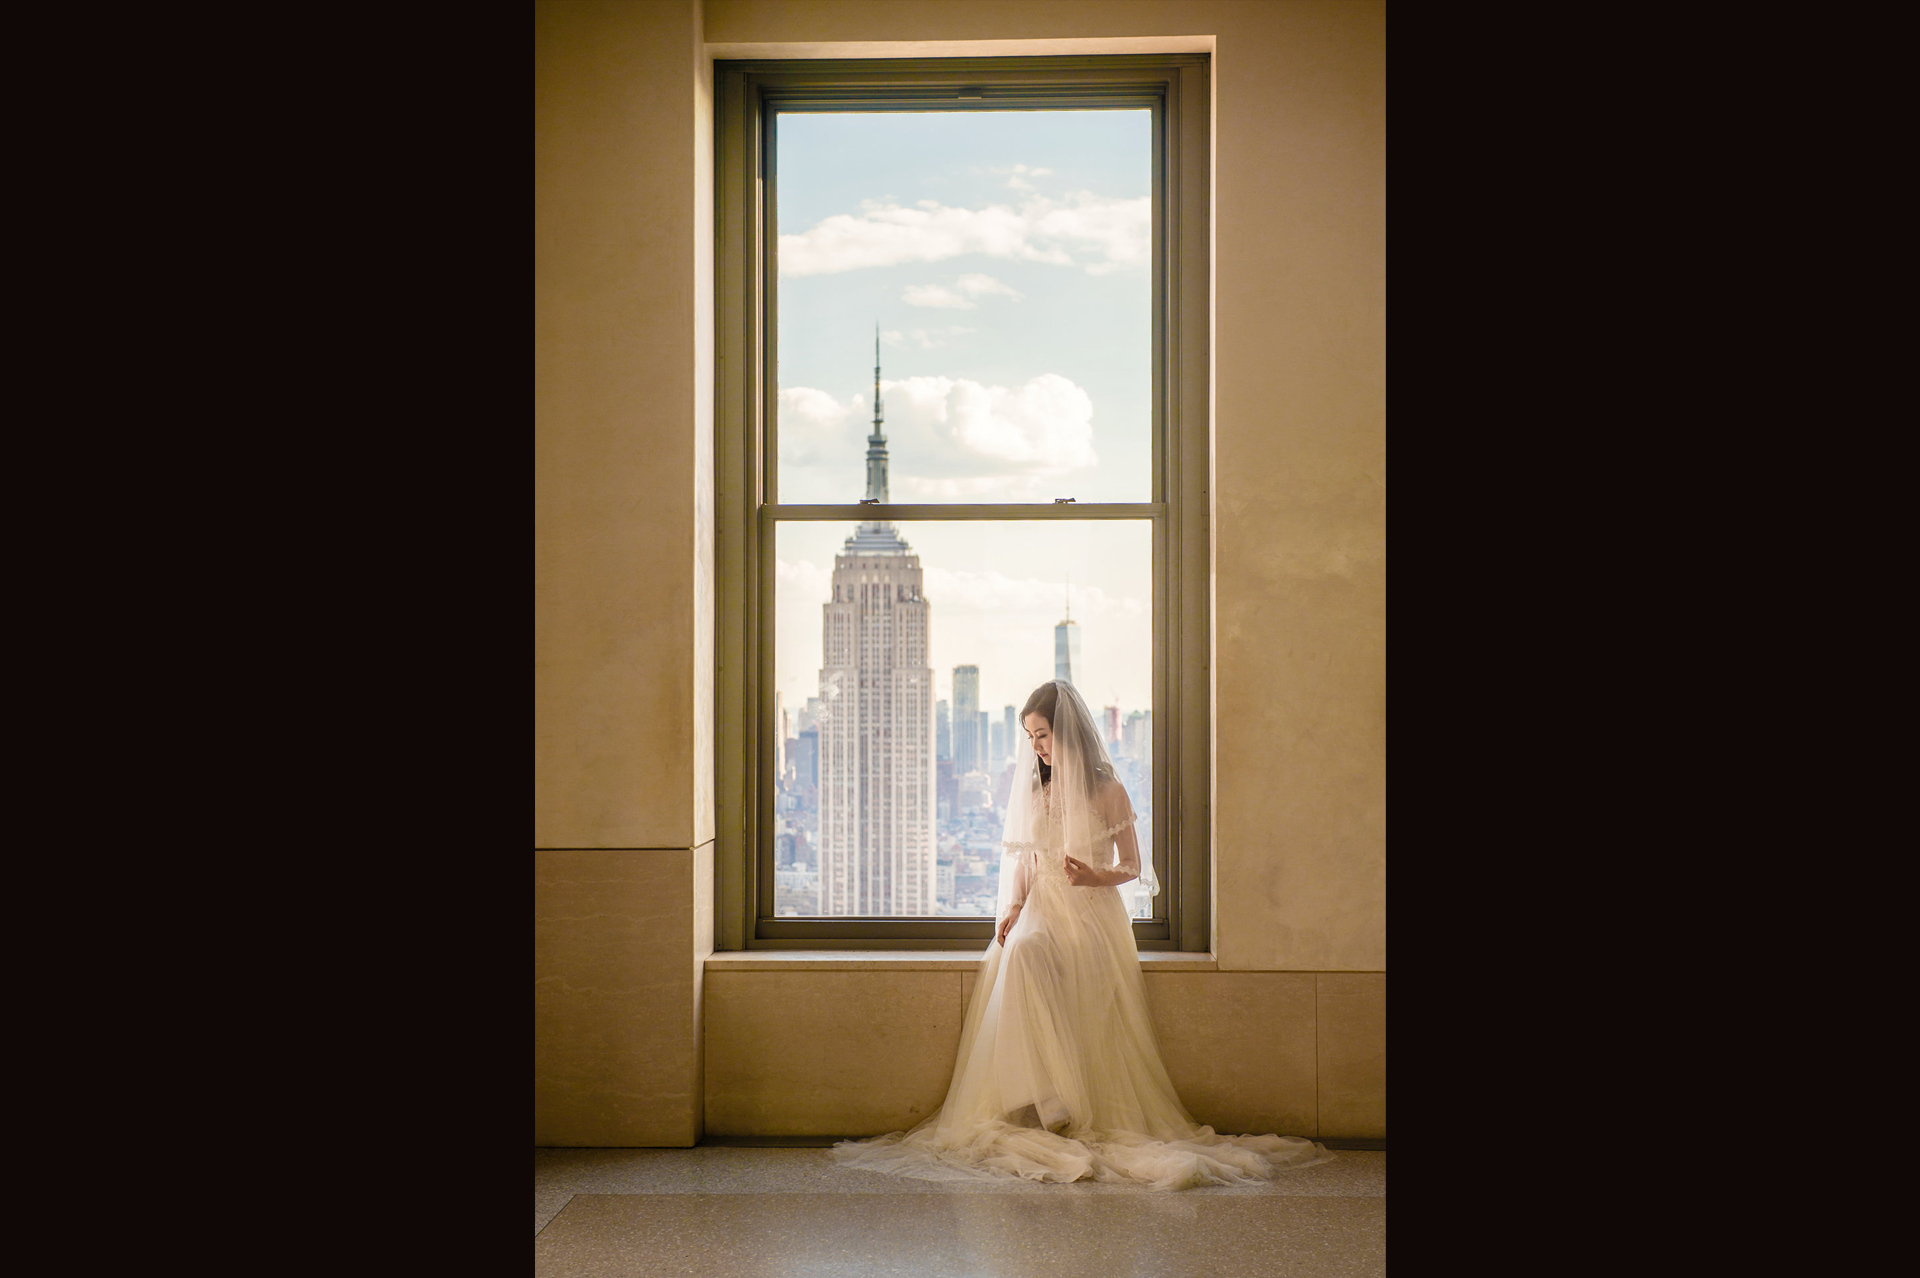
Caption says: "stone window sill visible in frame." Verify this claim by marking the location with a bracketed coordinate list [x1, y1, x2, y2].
[704, 951, 1218, 972]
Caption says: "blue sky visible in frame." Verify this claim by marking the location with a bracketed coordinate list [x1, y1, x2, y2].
[774, 110, 1155, 722]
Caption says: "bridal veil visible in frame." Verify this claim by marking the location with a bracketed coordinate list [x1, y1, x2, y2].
[834, 680, 1330, 1190]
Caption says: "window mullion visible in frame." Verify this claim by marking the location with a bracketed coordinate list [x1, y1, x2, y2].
[767, 504, 1165, 522]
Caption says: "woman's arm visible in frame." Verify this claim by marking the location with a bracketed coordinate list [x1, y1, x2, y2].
[1064, 780, 1140, 887]
[997, 854, 1031, 945]
[1063, 827, 1139, 888]
[1109, 822, 1143, 885]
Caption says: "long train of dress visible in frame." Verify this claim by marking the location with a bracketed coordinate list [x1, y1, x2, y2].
[834, 820, 1331, 1191]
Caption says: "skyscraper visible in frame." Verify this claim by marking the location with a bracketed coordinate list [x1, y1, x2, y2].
[935, 699, 951, 762]
[795, 726, 819, 791]
[953, 665, 980, 774]
[1055, 586, 1082, 685]
[817, 333, 936, 916]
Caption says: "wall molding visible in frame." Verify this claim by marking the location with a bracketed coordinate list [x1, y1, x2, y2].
[705, 36, 1216, 60]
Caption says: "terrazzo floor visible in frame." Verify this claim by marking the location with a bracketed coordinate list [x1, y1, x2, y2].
[535, 1144, 1386, 1277]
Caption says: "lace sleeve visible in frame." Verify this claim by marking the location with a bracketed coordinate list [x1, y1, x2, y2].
[1096, 780, 1156, 895]
[1093, 780, 1136, 846]
[1002, 847, 1031, 910]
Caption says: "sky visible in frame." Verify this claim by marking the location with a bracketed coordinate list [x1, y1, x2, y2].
[773, 109, 1155, 719]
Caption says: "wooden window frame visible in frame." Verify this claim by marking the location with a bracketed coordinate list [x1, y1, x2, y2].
[715, 54, 1211, 951]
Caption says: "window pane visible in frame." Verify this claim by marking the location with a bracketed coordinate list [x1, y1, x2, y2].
[773, 520, 1154, 920]
[776, 111, 1152, 505]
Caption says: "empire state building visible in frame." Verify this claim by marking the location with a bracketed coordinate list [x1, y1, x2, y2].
[815, 336, 936, 915]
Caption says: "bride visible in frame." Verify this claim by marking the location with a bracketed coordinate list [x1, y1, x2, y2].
[834, 679, 1330, 1190]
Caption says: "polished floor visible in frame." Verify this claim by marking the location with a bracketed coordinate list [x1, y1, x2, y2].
[535, 1145, 1386, 1277]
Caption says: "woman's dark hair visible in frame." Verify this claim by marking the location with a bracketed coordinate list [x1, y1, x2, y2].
[1020, 683, 1058, 786]
[1019, 681, 1114, 797]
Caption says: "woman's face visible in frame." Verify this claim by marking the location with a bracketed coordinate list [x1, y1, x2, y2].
[1023, 713, 1054, 765]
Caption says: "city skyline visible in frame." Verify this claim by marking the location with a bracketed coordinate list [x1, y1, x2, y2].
[777, 520, 1150, 717]
[772, 343, 1156, 921]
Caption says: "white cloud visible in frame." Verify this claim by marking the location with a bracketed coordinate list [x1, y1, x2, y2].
[957, 272, 1022, 299]
[1002, 163, 1055, 192]
[777, 386, 856, 464]
[776, 556, 833, 603]
[774, 372, 1102, 499]
[884, 372, 1097, 482]
[901, 273, 1024, 309]
[901, 283, 974, 309]
[892, 475, 1008, 498]
[1031, 196, 1151, 276]
[780, 192, 1148, 277]
[881, 326, 977, 349]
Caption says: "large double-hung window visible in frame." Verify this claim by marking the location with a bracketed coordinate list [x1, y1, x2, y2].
[716, 56, 1210, 951]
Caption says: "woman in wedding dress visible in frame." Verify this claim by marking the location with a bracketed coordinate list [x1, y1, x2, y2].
[834, 679, 1330, 1190]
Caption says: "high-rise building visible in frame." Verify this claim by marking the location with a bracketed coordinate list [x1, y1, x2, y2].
[935, 699, 951, 762]
[959, 769, 994, 812]
[1105, 704, 1122, 748]
[1055, 588, 1081, 685]
[795, 726, 819, 791]
[953, 665, 980, 774]
[989, 718, 1007, 773]
[1004, 705, 1017, 758]
[936, 758, 957, 824]
[992, 764, 1016, 810]
[817, 334, 936, 916]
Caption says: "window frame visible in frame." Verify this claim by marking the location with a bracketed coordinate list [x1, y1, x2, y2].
[715, 54, 1211, 951]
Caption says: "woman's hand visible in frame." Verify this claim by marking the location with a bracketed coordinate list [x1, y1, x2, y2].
[1063, 855, 1104, 887]
[1064, 854, 1136, 889]
[996, 903, 1023, 946]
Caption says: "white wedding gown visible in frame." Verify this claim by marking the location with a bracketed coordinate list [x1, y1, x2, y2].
[835, 719, 1330, 1190]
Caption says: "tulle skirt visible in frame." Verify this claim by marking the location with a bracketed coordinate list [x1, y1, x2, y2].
[833, 871, 1331, 1190]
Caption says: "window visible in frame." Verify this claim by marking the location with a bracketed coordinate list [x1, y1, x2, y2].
[716, 56, 1210, 950]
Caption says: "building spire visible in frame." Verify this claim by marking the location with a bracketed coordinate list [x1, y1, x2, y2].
[1064, 573, 1072, 622]
[865, 323, 889, 504]
[844, 327, 910, 555]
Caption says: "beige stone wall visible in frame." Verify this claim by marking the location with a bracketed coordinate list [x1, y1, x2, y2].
[536, 845, 714, 1145]
[704, 961, 1382, 1139]
[534, 0, 716, 1145]
[535, 0, 1384, 1145]
[536, 0, 714, 852]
